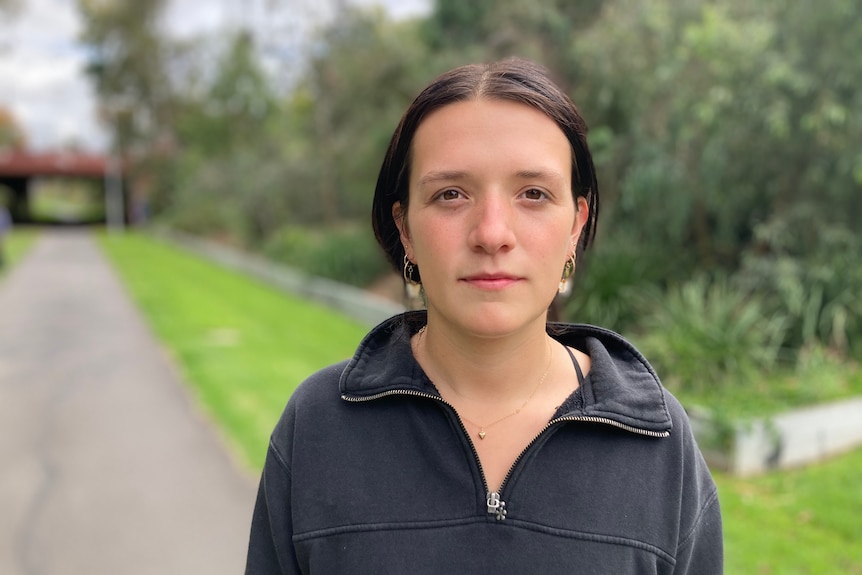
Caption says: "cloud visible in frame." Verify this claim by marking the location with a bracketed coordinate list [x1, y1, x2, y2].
[0, 0, 429, 152]
[0, 0, 105, 150]
[161, 0, 231, 39]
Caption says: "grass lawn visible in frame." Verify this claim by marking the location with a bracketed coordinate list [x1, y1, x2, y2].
[100, 231, 861, 572]
[1, 227, 40, 275]
[98, 232, 369, 471]
[715, 448, 862, 574]
[674, 356, 862, 423]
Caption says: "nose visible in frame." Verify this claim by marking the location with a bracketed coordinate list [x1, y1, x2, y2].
[468, 194, 516, 254]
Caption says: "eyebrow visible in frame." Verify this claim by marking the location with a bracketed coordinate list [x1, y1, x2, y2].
[418, 169, 565, 186]
[514, 169, 566, 182]
[417, 170, 469, 187]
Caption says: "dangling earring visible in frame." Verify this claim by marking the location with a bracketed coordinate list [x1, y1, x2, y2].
[403, 255, 422, 301]
[558, 253, 576, 295]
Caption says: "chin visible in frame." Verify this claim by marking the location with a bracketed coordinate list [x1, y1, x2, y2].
[458, 307, 548, 339]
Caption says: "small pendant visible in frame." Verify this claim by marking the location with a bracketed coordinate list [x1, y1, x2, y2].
[478, 430, 486, 440]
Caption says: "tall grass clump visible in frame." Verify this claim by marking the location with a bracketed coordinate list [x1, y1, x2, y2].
[738, 210, 862, 358]
[634, 275, 787, 393]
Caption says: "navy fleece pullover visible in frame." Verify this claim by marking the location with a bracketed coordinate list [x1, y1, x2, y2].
[246, 312, 723, 574]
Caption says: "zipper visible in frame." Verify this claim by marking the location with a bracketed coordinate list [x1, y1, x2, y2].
[486, 491, 507, 520]
[342, 389, 491, 494]
[342, 392, 670, 521]
[495, 415, 671, 497]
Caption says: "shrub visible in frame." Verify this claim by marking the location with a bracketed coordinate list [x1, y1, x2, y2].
[634, 275, 787, 393]
[264, 224, 390, 287]
[563, 229, 662, 332]
[737, 209, 862, 358]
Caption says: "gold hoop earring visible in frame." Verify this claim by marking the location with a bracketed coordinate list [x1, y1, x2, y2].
[403, 255, 422, 300]
[558, 254, 576, 295]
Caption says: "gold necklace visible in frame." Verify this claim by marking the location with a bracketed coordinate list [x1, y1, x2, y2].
[417, 326, 553, 440]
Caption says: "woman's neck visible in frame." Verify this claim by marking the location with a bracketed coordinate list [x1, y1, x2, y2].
[413, 316, 553, 403]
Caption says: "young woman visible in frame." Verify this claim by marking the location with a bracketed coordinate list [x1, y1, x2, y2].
[246, 58, 723, 574]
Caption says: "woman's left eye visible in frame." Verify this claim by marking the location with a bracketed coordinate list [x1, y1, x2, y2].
[522, 188, 547, 200]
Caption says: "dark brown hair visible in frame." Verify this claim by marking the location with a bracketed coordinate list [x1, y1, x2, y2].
[371, 57, 599, 283]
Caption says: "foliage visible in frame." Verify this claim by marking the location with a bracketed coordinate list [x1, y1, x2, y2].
[737, 207, 862, 356]
[162, 31, 293, 240]
[29, 179, 105, 224]
[77, 0, 181, 213]
[165, 145, 293, 246]
[76, 0, 862, 374]
[263, 224, 391, 288]
[78, 0, 173, 151]
[633, 275, 787, 393]
[560, 0, 862, 376]
[134, 8, 433, 243]
[300, 7, 437, 223]
[675, 348, 862, 422]
[564, 230, 658, 332]
[98, 232, 367, 470]
[423, 0, 603, 82]
[175, 31, 279, 156]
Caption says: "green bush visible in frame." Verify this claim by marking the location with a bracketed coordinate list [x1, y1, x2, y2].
[737, 210, 862, 357]
[264, 224, 390, 287]
[162, 154, 246, 241]
[563, 230, 662, 332]
[633, 275, 787, 393]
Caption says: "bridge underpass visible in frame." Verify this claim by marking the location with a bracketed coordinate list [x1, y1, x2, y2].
[0, 150, 127, 226]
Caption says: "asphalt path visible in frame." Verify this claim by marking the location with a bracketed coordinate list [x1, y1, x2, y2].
[0, 230, 257, 575]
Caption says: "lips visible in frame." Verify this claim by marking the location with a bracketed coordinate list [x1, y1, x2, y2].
[461, 273, 522, 291]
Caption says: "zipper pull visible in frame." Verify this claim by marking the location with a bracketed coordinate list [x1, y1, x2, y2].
[486, 492, 507, 521]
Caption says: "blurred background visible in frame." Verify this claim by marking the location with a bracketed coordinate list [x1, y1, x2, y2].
[4, 0, 861, 368]
[1, 0, 861, 573]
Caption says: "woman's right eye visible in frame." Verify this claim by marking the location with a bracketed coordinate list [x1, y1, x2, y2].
[437, 189, 462, 201]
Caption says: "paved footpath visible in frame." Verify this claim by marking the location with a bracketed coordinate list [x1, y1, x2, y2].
[0, 230, 257, 575]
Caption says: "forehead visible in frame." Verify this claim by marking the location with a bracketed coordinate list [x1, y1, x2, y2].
[410, 98, 571, 178]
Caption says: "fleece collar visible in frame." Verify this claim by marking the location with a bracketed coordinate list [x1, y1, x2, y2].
[340, 312, 672, 436]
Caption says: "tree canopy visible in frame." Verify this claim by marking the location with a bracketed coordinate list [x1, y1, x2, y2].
[77, 0, 862, 366]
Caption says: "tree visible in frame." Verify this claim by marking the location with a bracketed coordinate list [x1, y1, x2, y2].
[176, 31, 278, 156]
[564, 0, 862, 354]
[423, 0, 603, 89]
[77, 0, 178, 212]
[301, 6, 434, 222]
[0, 107, 26, 150]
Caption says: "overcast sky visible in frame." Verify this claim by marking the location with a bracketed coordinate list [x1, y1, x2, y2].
[0, 0, 428, 153]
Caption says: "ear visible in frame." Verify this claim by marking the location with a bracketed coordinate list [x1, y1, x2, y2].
[392, 202, 414, 260]
[570, 196, 589, 251]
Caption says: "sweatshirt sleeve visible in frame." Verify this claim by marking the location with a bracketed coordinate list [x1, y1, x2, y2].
[246, 362, 346, 574]
[673, 487, 723, 574]
[245, 439, 301, 574]
[671, 401, 724, 575]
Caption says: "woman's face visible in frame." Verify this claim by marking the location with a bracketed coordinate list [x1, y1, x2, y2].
[395, 98, 589, 339]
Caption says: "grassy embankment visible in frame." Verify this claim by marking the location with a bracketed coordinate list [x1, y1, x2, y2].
[1, 228, 40, 276]
[99, 232, 861, 574]
[98, 232, 368, 471]
[717, 449, 862, 574]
